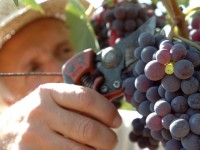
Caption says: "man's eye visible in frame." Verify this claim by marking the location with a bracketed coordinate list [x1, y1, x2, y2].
[61, 48, 70, 54]
[29, 64, 40, 72]
[57, 47, 74, 60]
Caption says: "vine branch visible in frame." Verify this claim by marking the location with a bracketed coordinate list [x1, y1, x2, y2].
[162, 0, 189, 39]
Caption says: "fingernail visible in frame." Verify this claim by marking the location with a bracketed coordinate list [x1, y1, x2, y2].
[112, 115, 122, 127]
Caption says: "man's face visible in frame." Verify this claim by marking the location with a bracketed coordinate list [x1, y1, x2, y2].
[0, 18, 74, 103]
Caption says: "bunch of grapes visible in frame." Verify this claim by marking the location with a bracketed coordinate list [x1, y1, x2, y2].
[130, 117, 160, 149]
[122, 31, 200, 150]
[188, 12, 200, 42]
[90, 0, 166, 49]
[90, 7, 109, 49]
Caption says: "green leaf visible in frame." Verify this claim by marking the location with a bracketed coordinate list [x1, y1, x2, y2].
[177, 0, 190, 7]
[151, 0, 160, 5]
[66, 0, 99, 53]
[13, 0, 19, 7]
[20, 0, 44, 13]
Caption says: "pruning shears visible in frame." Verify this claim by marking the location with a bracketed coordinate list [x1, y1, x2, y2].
[62, 16, 156, 101]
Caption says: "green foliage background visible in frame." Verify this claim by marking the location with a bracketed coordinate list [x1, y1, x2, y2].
[12, 0, 99, 53]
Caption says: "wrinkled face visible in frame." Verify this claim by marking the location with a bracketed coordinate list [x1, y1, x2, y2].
[0, 18, 74, 103]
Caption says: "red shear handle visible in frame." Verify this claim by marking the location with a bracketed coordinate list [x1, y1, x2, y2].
[62, 48, 124, 101]
[62, 48, 95, 85]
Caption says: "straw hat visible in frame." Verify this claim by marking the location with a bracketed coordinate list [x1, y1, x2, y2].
[0, 0, 68, 48]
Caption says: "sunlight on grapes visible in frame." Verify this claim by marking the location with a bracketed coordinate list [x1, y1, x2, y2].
[165, 62, 174, 74]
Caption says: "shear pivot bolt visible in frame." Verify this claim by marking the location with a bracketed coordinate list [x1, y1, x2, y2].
[113, 81, 121, 89]
[100, 85, 108, 93]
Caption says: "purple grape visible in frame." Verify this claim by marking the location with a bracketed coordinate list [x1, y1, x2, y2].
[174, 59, 194, 79]
[141, 46, 157, 63]
[143, 128, 151, 137]
[164, 91, 182, 103]
[170, 43, 187, 62]
[161, 129, 172, 140]
[154, 100, 171, 116]
[171, 96, 188, 113]
[181, 76, 199, 95]
[189, 113, 200, 135]
[186, 108, 200, 116]
[124, 19, 136, 31]
[138, 32, 155, 47]
[125, 3, 139, 19]
[135, 74, 153, 92]
[149, 102, 155, 112]
[159, 40, 173, 50]
[138, 8, 147, 20]
[134, 60, 146, 75]
[103, 9, 115, 23]
[149, 137, 160, 146]
[181, 133, 200, 150]
[158, 84, 166, 98]
[146, 112, 163, 131]
[122, 77, 136, 96]
[162, 114, 176, 129]
[154, 34, 166, 48]
[194, 71, 200, 82]
[179, 114, 189, 121]
[144, 60, 165, 81]
[161, 74, 181, 92]
[138, 100, 151, 117]
[165, 139, 182, 150]
[151, 130, 163, 141]
[112, 19, 124, 30]
[188, 93, 200, 109]
[133, 46, 143, 59]
[146, 86, 161, 103]
[133, 90, 146, 103]
[137, 137, 150, 148]
[169, 119, 190, 139]
[129, 131, 139, 142]
[130, 96, 140, 108]
[113, 6, 126, 19]
[186, 48, 200, 67]
[156, 49, 171, 64]
[135, 18, 143, 28]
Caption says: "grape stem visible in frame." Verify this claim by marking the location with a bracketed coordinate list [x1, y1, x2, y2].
[173, 33, 200, 51]
[184, 6, 200, 16]
[162, 0, 189, 39]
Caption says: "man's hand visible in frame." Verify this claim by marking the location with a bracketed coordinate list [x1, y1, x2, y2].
[0, 83, 122, 150]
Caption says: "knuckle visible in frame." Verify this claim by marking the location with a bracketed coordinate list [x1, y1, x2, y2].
[72, 147, 91, 150]
[78, 119, 97, 141]
[77, 88, 95, 108]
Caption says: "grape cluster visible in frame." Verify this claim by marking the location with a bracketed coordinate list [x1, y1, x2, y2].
[102, 2, 148, 46]
[90, 0, 165, 49]
[188, 12, 200, 42]
[122, 32, 200, 150]
[91, 7, 109, 49]
[130, 117, 160, 149]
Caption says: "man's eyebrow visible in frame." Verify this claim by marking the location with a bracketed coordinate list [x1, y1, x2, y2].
[53, 40, 74, 52]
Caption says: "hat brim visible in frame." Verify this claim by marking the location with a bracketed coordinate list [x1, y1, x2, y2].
[0, 0, 68, 48]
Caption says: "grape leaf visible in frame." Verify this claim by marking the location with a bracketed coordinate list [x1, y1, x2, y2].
[177, 0, 190, 7]
[21, 0, 44, 13]
[66, 0, 99, 53]
[13, 0, 19, 7]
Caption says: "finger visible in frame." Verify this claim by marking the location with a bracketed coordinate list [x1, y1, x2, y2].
[21, 131, 96, 150]
[19, 119, 95, 150]
[49, 107, 118, 150]
[40, 83, 122, 128]
[47, 132, 96, 150]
